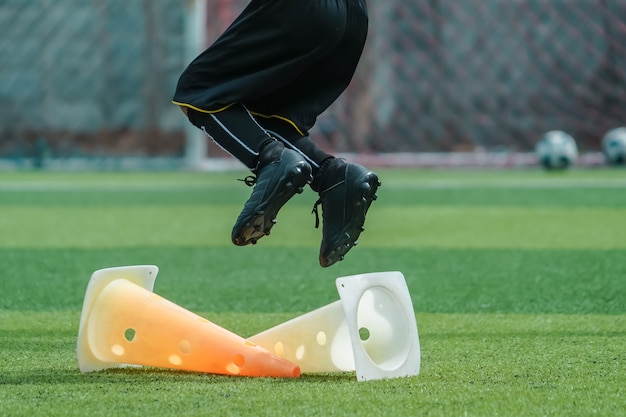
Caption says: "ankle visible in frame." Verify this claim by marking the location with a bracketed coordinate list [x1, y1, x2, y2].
[254, 140, 284, 173]
[310, 157, 336, 192]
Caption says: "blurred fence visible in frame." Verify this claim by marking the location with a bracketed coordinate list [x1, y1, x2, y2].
[1, 0, 625, 167]
[0, 0, 187, 167]
[351, 0, 626, 153]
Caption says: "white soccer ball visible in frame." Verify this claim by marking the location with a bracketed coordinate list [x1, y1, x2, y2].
[535, 130, 578, 170]
[602, 127, 626, 166]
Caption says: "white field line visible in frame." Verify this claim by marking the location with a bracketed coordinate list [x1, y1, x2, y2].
[0, 182, 214, 192]
[383, 178, 626, 189]
[1, 177, 625, 192]
[0, 153, 624, 191]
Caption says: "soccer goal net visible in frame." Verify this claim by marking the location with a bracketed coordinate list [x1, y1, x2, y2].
[0, 0, 624, 169]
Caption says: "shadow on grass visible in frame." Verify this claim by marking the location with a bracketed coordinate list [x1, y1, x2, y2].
[0, 367, 358, 386]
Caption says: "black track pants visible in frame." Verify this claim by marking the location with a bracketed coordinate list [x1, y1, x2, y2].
[186, 104, 274, 170]
[173, 0, 369, 161]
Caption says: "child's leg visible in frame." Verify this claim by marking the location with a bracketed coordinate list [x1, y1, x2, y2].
[182, 103, 312, 246]
[183, 103, 274, 171]
[256, 117, 380, 268]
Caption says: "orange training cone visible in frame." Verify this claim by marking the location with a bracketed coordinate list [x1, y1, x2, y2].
[77, 266, 300, 378]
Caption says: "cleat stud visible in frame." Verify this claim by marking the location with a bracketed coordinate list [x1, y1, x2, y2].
[271, 218, 277, 224]
[340, 256, 345, 261]
[372, 194, 378, 201]
[251, 238, 257, 245]
[265, 230, 271, 236]
[354, 240, 359, 246]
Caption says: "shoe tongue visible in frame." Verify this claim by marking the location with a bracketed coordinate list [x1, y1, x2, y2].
[256, 141, 284, 172]
[317, 159, 347, 193]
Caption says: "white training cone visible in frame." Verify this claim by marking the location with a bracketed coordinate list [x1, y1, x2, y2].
[248, 300, 355, 373]
[248, 271, 420, 381]
[336, 271, 420, 381]
[77, 265, 159, 372]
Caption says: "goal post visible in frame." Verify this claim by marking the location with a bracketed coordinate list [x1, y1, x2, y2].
[182, 0, 208, 169]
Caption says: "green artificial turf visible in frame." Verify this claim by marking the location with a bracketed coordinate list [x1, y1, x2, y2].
[0, 168, 625, 417]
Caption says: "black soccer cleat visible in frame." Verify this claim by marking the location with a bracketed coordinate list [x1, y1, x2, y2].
[232, 141, 312, 246]
[312, 159, 380, 267]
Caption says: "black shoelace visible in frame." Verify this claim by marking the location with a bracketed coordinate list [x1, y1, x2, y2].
[311, 199, 322, 229]
[239, 174, 323, 229]
[237, 175, 257, 187]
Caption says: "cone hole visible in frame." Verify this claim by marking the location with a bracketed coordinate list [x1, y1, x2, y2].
[168, 355, 182, 366]
[316, 331, 327, 346]
[226, 354, 246, 375]
[179, 340, 191, 355]
[359, 327, 370, 341]
[111, 345, 125, 356]
[295, 345, 306, 360]
[233, 354, 245, 367]
[124, 328, 136, 342]
[167, 340, 193, 365]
